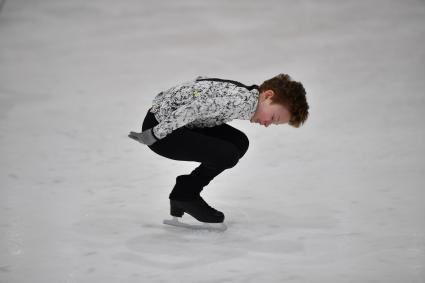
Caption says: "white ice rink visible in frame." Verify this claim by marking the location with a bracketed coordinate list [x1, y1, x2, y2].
[1, 0, 424, 282]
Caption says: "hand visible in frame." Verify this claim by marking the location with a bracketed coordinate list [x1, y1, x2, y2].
[128, 129, 158, 146]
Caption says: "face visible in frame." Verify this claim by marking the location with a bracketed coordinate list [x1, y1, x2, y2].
[250, 90, 291, 127]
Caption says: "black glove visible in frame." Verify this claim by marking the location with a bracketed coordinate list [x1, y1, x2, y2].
[128, 128, 158, 146]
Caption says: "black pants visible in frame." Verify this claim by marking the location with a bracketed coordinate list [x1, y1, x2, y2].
[142, 108, 249, 201]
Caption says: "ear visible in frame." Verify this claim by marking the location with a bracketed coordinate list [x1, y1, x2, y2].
[264, 90, 275, 99]
[260, 90, 275, 102]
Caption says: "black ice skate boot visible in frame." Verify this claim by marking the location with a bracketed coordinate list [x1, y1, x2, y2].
[170, 196, 225, 223]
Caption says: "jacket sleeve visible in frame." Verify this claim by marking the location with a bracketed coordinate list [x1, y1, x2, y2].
[151, 97, 222, 140]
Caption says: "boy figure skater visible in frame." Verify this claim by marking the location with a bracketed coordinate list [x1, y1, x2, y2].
[129, 74, 309, 230]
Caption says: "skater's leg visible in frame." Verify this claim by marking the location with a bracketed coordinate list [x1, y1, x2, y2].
[170, 124, 250, 200]
[142, 109, 249, 200]
[150, 129, 242, 200]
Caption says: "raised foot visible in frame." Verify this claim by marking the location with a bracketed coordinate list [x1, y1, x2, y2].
[163, 217, 227, 232]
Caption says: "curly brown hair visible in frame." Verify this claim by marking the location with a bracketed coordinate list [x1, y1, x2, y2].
[259, 73, 309, 128]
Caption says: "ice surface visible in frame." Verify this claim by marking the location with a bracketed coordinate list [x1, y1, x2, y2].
[1, 0, 424, 282]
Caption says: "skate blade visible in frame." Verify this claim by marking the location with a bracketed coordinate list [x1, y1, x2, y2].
[163, 217, 227, 232]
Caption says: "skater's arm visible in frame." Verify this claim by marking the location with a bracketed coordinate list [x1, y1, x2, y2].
[152, 98, 221, 140]
[129, 99, 212, 146]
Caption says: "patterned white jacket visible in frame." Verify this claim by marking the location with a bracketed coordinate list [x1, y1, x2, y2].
[149, 76, 261, 140]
